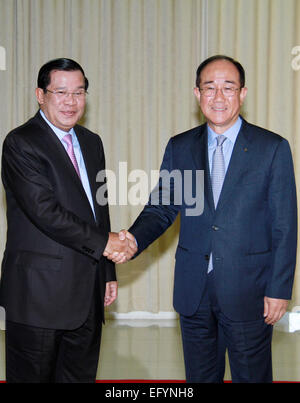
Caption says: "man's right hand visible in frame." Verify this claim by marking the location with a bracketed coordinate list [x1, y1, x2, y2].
[103, 230, 137, 263]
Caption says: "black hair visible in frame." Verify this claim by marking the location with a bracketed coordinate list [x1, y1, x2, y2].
[195, 55, 245, 89]
[37, 58, 89, 92]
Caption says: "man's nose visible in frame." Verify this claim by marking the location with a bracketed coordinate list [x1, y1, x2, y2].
[64, 93, 77, 103]
[213, 88, 226, 99]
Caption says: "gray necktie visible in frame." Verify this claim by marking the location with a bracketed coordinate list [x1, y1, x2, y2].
[208, 134, 227, 273]
[211, 134, 227, 208]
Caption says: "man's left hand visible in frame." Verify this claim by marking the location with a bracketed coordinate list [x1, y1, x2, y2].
[104, 281, 118, 306]
[264, 297, 289, 325]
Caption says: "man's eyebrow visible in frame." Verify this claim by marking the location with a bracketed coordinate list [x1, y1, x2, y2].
[201, 80, 238, 85]
[53, 85, 85, 90]
[202, 80, 214, 85]
[224, 80, 237, 84]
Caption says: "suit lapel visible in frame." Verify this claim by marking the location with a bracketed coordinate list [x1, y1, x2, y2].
[34, 112, 83, 185]
[34, 112, 96, 221]
[74, 126, 101, 224]
[190, 125, 215, 213]
[216, 119, 253, 212]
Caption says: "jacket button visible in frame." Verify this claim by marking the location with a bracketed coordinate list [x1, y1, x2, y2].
[205, 255, 209, 261]
[212, 225, 219, 231]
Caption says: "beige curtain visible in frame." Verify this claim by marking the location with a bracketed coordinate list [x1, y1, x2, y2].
[0, 0, 299, 314]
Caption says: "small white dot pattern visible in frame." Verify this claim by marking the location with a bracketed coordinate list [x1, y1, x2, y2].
[211, 134, 227, 208]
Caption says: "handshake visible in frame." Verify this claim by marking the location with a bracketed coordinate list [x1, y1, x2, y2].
[103, 230, 137, 264]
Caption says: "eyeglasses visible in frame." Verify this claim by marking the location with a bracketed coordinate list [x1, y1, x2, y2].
[199, 86, 241, 98]
[45, 89, 88, 99]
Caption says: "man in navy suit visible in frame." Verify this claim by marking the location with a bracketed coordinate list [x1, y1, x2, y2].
[105, 55, 297, 382]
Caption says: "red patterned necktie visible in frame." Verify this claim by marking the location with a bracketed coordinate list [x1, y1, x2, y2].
[63, 133, 81, 179]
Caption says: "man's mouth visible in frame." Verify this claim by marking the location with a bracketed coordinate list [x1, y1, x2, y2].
[61, 111, 76, 117]
[212, 108, 227, 112]
[212, 106, 226, 112]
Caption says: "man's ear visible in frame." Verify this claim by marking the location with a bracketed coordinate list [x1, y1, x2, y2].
[193, 87, 201, 103]
[239, 86, 248, 106]
[35, 87, 45, 105]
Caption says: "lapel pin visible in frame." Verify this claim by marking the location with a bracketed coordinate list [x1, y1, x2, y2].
[244, 147, 248, 152]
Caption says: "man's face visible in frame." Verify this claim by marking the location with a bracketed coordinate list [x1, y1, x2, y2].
[35, 69, 86, 132]
[194, 59, 247, 134]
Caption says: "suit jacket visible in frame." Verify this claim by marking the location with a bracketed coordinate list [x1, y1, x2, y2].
[0, 111, 116, 330]
[129, 118, 297, 321]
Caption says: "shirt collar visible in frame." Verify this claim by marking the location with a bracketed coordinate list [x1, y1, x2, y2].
[207, 116, 242, 147]
[39, 109, 75, 141]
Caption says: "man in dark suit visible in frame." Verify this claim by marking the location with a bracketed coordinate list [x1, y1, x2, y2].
[106, 55, 297, 382]
[0, 58, 136, 383]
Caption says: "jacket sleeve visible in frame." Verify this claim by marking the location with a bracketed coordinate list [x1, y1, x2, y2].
[266, 138, 297, 299]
